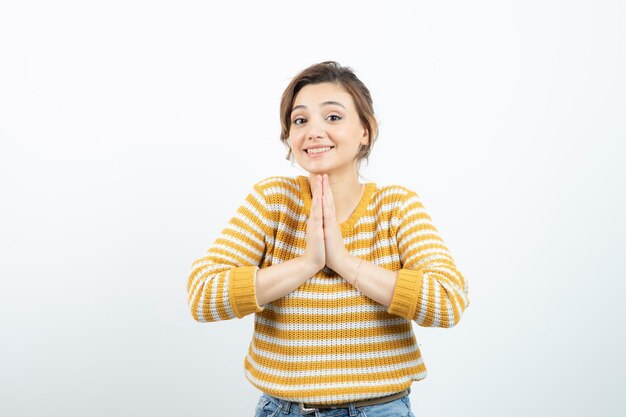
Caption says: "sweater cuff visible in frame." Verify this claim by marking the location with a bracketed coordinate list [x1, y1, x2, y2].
[387, 269, 423, 320]
[229, 266, 264, 318]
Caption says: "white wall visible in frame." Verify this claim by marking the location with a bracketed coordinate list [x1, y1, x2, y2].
[1, 1, 625, 416]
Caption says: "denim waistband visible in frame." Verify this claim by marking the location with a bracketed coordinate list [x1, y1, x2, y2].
[261, 389, 410, 416]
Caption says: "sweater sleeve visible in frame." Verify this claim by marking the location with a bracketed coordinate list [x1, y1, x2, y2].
[187, 182, 270, 322]
[387, 189, 470, 327]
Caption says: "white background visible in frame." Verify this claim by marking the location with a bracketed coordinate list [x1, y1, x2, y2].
[1, 1, 625, 416]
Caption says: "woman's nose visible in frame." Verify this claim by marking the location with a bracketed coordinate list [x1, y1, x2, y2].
[306, 118, 325, 140]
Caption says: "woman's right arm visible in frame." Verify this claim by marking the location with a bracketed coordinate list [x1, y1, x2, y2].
[187, 179, 325, 322]
[255, 177, 325, 305]
[187, 183, 271, 322]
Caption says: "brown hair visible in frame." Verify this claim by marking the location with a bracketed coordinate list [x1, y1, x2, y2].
[279, 61, 379, 166]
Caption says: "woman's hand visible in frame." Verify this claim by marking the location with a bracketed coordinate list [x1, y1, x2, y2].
[321, 174, 350, 273]
[301, 174, 326, 273]
[301, 174, 351, 275]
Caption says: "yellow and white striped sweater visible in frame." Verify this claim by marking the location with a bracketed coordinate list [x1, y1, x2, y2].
[187, 175, 469, 404]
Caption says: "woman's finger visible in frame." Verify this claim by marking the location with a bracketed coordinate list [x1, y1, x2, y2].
[322, 174, 335, 224]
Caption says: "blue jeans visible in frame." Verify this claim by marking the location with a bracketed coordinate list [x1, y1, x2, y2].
[254, 393, 415, 417]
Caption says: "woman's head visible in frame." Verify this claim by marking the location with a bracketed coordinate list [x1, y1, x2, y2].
[280, 61, 378, 169]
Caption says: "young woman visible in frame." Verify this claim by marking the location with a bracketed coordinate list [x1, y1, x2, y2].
[187, 61, 470, 417]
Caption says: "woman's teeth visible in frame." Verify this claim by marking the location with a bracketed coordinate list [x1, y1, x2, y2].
[307, 147, 332, 154]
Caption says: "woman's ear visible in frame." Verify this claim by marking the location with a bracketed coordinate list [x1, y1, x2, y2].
[361, 128, 369, 145]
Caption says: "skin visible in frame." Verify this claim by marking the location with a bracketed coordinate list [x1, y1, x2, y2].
[255, 82, 397, 307]
[288, 82, 369, 271]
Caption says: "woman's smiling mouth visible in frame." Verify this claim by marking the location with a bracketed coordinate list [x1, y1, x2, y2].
[305, 146, 335, 156]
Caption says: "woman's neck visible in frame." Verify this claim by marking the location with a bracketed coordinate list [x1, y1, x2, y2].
[308, 170, 365, 224]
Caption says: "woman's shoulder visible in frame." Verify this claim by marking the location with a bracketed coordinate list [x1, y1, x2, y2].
[252, 175, 300, 189]
[249, 176, 303, 201]
[370, 182, 425, 221]
[372, 181, 420, 202]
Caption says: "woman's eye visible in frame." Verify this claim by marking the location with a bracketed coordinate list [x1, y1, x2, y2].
[328, 115, 341, 121]
[293, 117, 306, 125]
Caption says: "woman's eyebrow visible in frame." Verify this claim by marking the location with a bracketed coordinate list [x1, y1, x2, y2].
[291, 101, 347, 113]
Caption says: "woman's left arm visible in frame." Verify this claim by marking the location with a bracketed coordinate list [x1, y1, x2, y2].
[334, 190, 470, 328]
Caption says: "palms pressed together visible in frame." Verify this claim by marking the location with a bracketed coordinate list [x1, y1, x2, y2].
[303, 174, 350, 274]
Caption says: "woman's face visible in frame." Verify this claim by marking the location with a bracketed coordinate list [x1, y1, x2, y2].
[288, 82, 369, 178]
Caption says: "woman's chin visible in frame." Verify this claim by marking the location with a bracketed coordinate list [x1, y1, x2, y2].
[298, 161, 327, 173]
[305, 167, 332, 176]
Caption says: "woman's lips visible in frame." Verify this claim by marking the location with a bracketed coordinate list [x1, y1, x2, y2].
[305, 146, 334, 157]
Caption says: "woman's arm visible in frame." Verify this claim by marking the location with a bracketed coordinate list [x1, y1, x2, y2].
[336, 189, 470, 328]
[187, 183, 272, 322]
[334, 255, 397, 307]
[188, 178, 327, 320]
[255, 175, 326, 305]
[254, 257, 319, 306]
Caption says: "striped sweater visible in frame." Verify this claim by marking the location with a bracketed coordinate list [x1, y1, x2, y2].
[187, 175, 469, 404]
